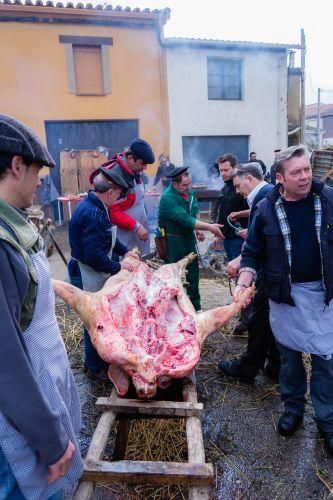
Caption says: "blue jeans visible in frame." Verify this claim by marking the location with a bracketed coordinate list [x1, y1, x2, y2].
[68, 270, 107, 373]
[223, 237, 243, 262]
[0, 447, 63, 499]
[277, 343, 333, 432]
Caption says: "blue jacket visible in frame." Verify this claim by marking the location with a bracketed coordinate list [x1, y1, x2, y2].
[69, 191, 127, 274]
[241, 180, 333, 305]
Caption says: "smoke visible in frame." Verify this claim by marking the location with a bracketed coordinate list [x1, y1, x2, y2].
[183, 137, 224, 188]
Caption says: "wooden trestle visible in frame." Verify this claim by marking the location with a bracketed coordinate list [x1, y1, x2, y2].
[74, 371, 214, 499]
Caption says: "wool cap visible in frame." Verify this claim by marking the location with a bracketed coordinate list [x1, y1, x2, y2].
[99, 164, 131, 191]
[0, 114, 55, 167]
[129, 138, 155, 164]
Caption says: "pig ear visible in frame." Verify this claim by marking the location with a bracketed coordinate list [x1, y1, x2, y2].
[52, 279, 92, 326]
[196, 286, 255, 345]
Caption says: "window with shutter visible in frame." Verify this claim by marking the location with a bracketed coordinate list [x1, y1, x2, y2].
[207, 57, 242, 100]
[73, 45, 105, 95]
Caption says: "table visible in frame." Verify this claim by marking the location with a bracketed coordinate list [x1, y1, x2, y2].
[56, 195, 84, 225]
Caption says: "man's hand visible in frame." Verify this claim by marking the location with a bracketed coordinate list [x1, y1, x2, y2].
[208, 223, 224, 238]
[232, 270, 254, 302]
[137, 224, 148, 241]
[227, 255, 241, 278]
[47, 440, 75, 484]
[121, 261, 136, 272]
[196, 230, 205, 242]
[238, 228, 248, 240]
[124, 251, 140, 260]
[229, 211, 240, 222]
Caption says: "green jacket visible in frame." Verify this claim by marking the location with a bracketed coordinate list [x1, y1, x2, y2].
[158, 184, 199, 237]
[0, 199, 43, 329]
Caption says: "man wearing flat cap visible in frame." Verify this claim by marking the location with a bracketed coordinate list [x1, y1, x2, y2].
[158, 167, 223, 311]
[89, 137, 155, 255]
[0, 114, 83, 498]
[69, 165, 139, 380]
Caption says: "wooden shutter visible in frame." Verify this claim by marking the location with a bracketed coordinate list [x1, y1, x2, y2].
[73, 45, 104, 95]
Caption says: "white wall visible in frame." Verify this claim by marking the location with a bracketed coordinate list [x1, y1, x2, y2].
[166, 46, 288, 168]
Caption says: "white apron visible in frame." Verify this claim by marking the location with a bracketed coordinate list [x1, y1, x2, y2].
[78, 225, 117, 292]
[116, 180, 150, 255]
[270, 280, 333, 357]
[0, 250, 83, 499]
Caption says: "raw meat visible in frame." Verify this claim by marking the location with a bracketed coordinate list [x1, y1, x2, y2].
[53, 253, 254, 399]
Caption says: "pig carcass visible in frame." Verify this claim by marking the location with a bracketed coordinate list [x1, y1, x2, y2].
[53, 253, 254, 399]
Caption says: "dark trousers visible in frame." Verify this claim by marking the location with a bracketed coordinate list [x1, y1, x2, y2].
[223, 237, 243, 262]
[277, 343, 333, 432]
[68, 270, 108, 373]
[239, 283, 280, 378]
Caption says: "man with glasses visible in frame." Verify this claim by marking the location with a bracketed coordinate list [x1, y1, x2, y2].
[218, 163, 280, 384]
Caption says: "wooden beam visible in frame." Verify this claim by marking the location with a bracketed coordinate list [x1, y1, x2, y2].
[59, 35, 113, 45]
[96, 396, 203, 417]
[82, 459, 214, 486]
[73, 411, 116, 500]
[183, 373, 211, 500]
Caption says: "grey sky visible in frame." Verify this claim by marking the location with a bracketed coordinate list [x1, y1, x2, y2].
[100, 0, 333, 104]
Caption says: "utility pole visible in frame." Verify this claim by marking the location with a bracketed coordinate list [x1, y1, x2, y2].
[317, 88, 321, 149]
[300, 29, 306, 144]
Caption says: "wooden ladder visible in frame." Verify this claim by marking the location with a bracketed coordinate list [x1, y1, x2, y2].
[74, 372, 214, 500]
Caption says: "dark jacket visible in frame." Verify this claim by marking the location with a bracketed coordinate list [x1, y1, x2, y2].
[241, 180, 333, 305]
[249, 183, 274, 225]
[217, 179, 249, 239]
[0, 208, 68, 466]
[69, 191, 127, 274]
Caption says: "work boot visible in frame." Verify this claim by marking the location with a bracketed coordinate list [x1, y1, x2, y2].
[318, 429, 333, 456]
[277, 412, 303, 436]
[218, 359, 254, 385]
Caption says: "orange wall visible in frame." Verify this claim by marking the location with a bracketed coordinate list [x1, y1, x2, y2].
[0, 21, 169, 176]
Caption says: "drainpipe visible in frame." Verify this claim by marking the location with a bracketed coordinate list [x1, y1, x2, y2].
[300, 29, 306, 144]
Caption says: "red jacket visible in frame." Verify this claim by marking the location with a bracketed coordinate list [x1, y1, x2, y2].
[89, 153, 138, 231]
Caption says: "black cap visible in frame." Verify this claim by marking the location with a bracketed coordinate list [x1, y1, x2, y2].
[130, 138, 155, 164]
[99, 166, 131, 191]
[0, 114, 55, 168]
[167, 166, 189, 179]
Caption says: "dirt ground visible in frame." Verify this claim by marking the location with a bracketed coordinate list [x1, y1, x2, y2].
[50, 225, 333, 500]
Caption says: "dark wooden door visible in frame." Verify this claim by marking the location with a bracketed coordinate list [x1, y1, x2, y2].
[45, 119, 139, 193]
[182, 135, 249, 183]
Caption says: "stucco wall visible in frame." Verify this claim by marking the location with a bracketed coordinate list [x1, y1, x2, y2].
[0, 21, 168, 175]
[166, 46, 288, 167]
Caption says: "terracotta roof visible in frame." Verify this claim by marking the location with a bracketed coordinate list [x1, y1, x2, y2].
[0, 1, 171, 25]
[164, 36, 301, 51]
[306, 103, 333, 118]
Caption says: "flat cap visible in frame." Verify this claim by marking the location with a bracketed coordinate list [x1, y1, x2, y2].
[130, 138, 155, 164]
[99, 165, 131, 191]
[0, 114, 55, 167]
[167, 166, 189, 179]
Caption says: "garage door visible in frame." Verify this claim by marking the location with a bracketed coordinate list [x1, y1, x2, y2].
[182, 135, 249, 183]
[45, 119, 139, 193]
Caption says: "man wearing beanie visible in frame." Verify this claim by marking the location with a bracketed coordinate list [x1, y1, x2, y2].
[0, 114, 83, 499]
[89, 138, 155, 255]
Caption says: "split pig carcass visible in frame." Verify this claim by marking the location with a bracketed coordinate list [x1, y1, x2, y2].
[53, 253, 254, 399]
